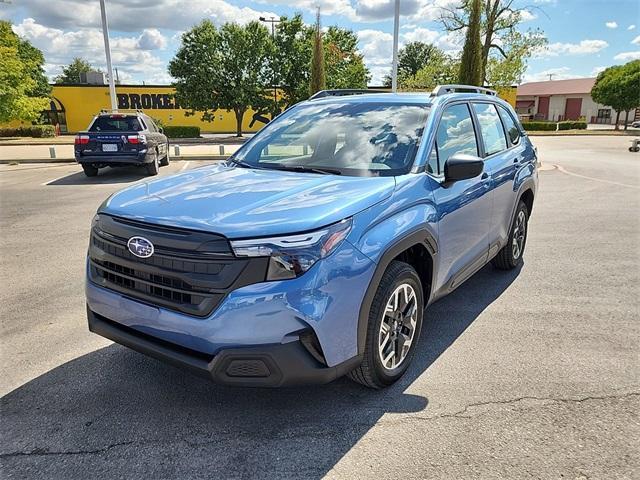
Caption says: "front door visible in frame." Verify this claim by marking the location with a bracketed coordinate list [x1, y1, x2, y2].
[565, 98, 582, 120]
[427, 103, 492, 291]
[537, 96, 550, 120]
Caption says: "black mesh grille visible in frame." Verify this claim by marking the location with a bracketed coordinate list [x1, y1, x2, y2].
[88, 215, 268, 317]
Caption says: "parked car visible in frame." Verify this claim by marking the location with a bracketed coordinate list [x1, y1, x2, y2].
[631, 120, 640, 128]
[86, 85, 538, 388]
[74, 111, 169, 177]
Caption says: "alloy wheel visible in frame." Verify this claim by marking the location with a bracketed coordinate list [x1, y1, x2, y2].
[378, 283, 418, 370]
[512, 210, 526, 259]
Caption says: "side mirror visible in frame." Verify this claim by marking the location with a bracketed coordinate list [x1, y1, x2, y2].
[444, 153, 484, 182]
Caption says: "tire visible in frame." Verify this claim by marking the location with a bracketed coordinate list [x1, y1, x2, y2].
[492, 200, 529, 270]
[160, 143, 170, 166]
[82, 164, 98, 177]
[348, 261, 424, 389]
[145, 150, 159, 176]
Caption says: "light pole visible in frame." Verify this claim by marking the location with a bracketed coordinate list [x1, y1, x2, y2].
[99, 0, 117, 111]
[259, 16, 281, 117]
[391, 0, 400, 93]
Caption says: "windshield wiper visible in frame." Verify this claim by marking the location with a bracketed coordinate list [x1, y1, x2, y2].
[227, 158, 265, 169]
[267, 164, 342, 175]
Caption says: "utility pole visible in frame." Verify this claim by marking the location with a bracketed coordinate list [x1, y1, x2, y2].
[259, 16, 281, 117]
[547, 73, 555, 81]
[391, 0, 400, 92]
[99, 0, 117, 111]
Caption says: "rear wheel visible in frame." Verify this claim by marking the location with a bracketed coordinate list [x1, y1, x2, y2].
[348, 261, 424, 389]
[146, 150, 159, 176]
[82, 164, 98, 177]
[160, 143, 170, 166]
[492, 200, 529, 270]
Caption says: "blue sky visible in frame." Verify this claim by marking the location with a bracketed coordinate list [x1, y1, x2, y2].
[2, 0, 639, 85]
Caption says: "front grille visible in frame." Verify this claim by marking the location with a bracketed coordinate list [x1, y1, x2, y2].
[88, 214, 268, 317]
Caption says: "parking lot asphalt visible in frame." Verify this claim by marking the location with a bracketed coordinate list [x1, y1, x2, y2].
[1, 137, 639, 479]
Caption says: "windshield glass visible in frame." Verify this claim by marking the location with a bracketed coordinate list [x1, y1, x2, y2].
[89, 116, 143, 132]
[233, 101, 430, 176]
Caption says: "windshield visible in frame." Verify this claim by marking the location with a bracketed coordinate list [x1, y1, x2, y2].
[233, 101, 430, 176]
[89, 116, 143, 132]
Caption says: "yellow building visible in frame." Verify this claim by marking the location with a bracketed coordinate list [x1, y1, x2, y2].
[9, 84, 517, 134]
[44, 85, 271, 134]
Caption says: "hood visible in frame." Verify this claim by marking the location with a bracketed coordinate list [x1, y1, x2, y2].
[99, 164, 395, 238]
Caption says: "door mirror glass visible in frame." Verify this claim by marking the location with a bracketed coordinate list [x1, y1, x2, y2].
[444, 153, 484, 182]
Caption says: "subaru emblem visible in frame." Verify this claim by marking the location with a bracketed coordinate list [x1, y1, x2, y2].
[127, 236, 154, 258]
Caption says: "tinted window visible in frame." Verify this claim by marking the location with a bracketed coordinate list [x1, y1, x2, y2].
[472, 103, 507, 156]
[432, 103, 478, 175]
[89, 116, 143, 132]
[235, 102, 430, 176]
[497, 106, 520, 145]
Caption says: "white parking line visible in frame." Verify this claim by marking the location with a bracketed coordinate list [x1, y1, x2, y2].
[553, 164, 640, 190]
[180, 161, 190, 172]
[41, 168, 78, 186]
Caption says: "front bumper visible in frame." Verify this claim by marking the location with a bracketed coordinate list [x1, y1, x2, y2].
[85, 238, 377, 385]
[88, 307, 361, 386]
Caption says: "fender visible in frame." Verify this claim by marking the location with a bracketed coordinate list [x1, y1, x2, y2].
[356, 228, 438, 355]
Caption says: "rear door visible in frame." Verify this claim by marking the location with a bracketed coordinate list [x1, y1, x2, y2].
[141, 115, 164, 156]
[428, 102, 492, 290]
[471, 102, 518, 253]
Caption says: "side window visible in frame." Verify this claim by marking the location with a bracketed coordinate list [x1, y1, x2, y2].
[144, 117, 156, 132]
[497, 106, 521, 146]
[430, 103, 478, 176]
[472, 103, 507, 156]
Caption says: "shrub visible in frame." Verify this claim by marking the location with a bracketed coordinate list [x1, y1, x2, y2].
[163, 126, 200, 138]
[0, 125, 56, 137]
[558, 121, 587, 130]
[521, 121, 556, 131]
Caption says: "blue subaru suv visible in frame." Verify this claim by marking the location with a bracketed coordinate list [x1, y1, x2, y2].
[86, 85, 537, 388]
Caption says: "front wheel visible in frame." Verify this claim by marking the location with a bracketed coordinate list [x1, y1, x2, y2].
[492, 200, 529, 270]
[348, 261, 424, 389]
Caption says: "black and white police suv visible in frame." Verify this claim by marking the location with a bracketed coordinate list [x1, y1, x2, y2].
[74, 111, 169, 177]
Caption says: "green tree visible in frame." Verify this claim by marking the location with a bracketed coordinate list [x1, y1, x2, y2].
[458, 0, 483, 85]
[592, 61, 640, 130]
[384, 42, 445, 86]
[0, 20, 50, 123]
[169, 20, 272, 137]
[55, 58, 96, 84]
[272, 14, 312, 108]
[323, 26, 370, 89]
[401, 53, 458, 90]
[309, 9, 326, 95]
[441, 0, 546, 85]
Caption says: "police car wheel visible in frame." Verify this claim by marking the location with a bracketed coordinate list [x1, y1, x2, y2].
[82, 164, 98, 177]
[146, 151, 159, 176]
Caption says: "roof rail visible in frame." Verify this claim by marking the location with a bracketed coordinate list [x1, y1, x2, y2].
[309, 89, 388, 100]
[431, 84, 497, 97]
[98, 109, 144, 114]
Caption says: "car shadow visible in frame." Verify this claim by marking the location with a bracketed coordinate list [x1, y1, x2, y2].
[1, 264, 521, 478]
[47, 166, 154, 186]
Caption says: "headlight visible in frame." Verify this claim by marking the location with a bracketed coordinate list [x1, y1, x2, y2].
[230, 219, 352, 280]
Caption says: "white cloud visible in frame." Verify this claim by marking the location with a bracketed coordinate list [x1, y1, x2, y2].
[520, 10, 538, 22]
[534, 39, 609, 58]
[590, 66, 606, 76]
[632, 35, 640, 45]
[628, 25, 636, 31]
[605, 21, 618, 29]
[13, 18, 169, 84]
[137, 29, 167, 50]
[522, 67, 575, 83]
[3, 0, 279, 32]
[614, 51, 640, 61]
